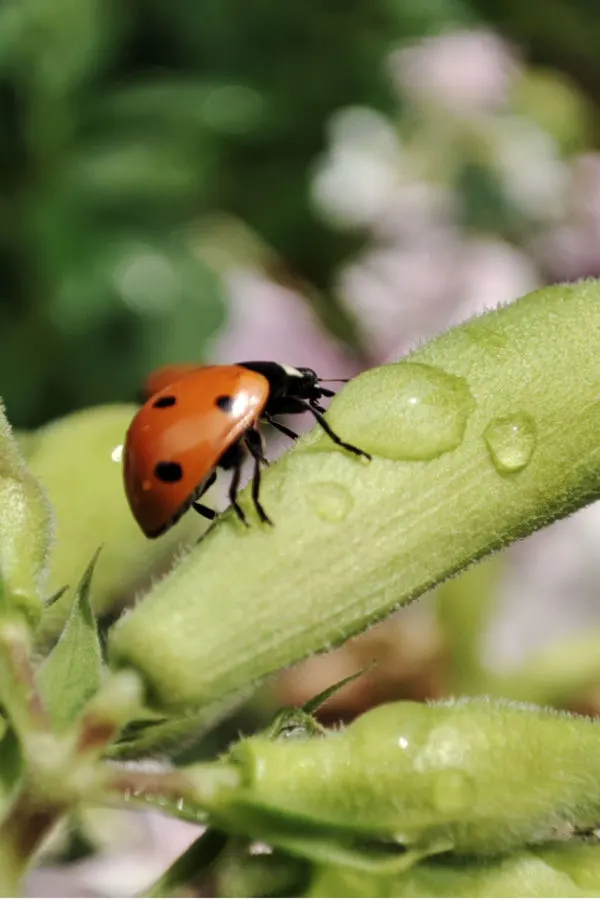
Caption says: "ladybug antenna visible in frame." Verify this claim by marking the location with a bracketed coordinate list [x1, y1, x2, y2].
[319, 378, 351, 383]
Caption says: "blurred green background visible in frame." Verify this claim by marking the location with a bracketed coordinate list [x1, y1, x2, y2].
[2, 0, 598, 429]
[8, 1, 600, 891]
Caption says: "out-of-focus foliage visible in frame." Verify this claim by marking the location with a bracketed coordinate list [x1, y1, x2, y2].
[0, 0, 472, 430]
[471, 0, 600, 108]
[3, 0, 600, 896]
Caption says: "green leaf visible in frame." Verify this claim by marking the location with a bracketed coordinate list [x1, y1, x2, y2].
[260, 668, 374, 742]
[0, 0, 116, 98]
[65, 139, 209, 209]
[37, 550, 103, 728]
[90, 79, 265, 138]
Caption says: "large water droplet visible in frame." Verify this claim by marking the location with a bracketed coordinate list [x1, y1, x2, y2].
[306, 482, 353, 522]
[432, 770, 475, 815]
[483, 413, 536, 474]
[327, 362, 475, 462]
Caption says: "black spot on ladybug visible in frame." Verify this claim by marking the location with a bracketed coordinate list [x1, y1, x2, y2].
[154, 461, 183, 483]
[216, 395, 234, 413]
[153, 395, 176, 408]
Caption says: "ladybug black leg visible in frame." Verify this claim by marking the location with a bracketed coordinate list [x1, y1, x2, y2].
[228, 458, 248, 527]
[191, 471, 217, 520]
[302, 400, 371, 460]
[245, 428, 274, 526]
[191, 501, 217, 520]
[263, 412, 299, 441]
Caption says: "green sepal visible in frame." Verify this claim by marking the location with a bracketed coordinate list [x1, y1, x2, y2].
[37, 550, 103, 729]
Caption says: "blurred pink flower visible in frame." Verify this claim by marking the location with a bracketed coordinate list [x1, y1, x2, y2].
[338, 235, 538, 362]
[451, 238, 539, 324]
[389, 30, 519, 112]
[338, 231, 464, 360]
[535, 153, 600, 279]
[485, 502, 600, 670]
[211, 270, 360, 380]
[28, 812, 201, 898]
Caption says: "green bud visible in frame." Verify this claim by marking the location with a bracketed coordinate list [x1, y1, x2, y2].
[28, 405, 208, 642]
[206, 699, 600, 857]
[0, 401, 52, 625]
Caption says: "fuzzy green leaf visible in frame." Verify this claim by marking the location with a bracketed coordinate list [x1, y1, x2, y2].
[37, 551, 103, 728]
[0, 400, 53, 626]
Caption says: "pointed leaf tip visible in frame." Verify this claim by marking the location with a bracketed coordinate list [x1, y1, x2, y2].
[37, 549, 104, 729]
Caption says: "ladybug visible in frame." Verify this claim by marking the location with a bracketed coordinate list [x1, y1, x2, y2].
[124, 361, 370, 538]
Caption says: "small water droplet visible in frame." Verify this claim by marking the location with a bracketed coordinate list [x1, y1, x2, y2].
[328, 362, 475, 462]
[483, 413, 536, 474]
[306, 482, 353, 522]
[398, 735, 410, 750]
[432, 770, 475, 815]
[111, 443, 123, 463]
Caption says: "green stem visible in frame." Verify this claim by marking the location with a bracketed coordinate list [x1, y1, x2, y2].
[101, 760, 240, 815]
[108, 280, 600, 717]
[0, 791, 62, 897]
[0, 620, 49, 740]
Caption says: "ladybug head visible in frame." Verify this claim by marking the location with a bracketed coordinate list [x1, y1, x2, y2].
[295, 366, 336, 398]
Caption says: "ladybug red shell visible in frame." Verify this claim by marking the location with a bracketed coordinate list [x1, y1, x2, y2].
[124, 361, 370, 537]
[142, 362, 202, 399]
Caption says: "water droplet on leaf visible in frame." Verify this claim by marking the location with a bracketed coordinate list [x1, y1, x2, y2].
[483, 413, 536, 474]
[306, 482, 353, 522]
[327, 363, 475, 462]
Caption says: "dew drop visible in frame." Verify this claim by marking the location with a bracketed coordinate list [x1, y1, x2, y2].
[483, 413, 536, 474]
[111, 443, 123, 463]
[328, 362, 475, 462]
[432, 770, 475, 815]
[306, 482, 353, 522]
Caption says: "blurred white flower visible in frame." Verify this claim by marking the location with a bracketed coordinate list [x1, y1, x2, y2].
[312, 108, 404, 229]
